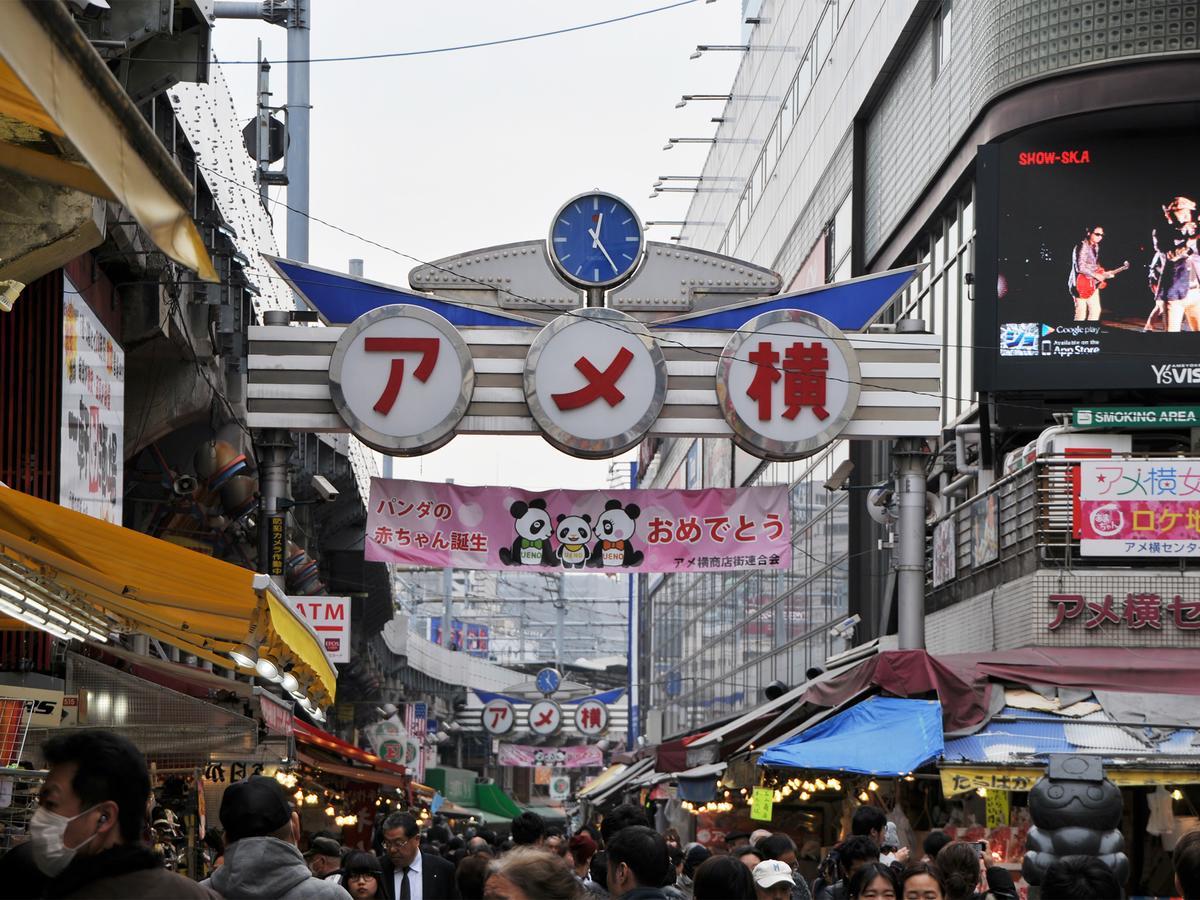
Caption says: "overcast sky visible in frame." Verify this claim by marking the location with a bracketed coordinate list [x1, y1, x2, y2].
[213, 1, 739, 490]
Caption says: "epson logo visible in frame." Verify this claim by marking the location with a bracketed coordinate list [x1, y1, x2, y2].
[1151, 364, 1200, 385]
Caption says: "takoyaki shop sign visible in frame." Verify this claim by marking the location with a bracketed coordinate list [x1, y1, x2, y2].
[364, 478, 791, 573]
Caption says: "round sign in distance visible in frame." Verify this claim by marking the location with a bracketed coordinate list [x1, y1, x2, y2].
[715, 309, 860, 460]
[481, 698, 516, 735]
[329, 304, 475, 455]
[549, 775, 571, 800]
[574, 699, 609, 736]
[527, 699, 563, 736]
[524, 308, 667, 459]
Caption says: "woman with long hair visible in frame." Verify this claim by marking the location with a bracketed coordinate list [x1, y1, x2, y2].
[936, 842, 982, 900]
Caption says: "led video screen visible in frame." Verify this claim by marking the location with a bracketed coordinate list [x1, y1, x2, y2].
[976, 122, 1200, 392]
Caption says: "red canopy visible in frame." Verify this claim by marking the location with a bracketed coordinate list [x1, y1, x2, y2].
[293, 719, 406, 776]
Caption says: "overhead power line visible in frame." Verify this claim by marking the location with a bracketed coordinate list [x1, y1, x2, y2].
[200, 1, 704, 65]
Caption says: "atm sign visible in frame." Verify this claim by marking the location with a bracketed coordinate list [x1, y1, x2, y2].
[288, 596, 351, 664]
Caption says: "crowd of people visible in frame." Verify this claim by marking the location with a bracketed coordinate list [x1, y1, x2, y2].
[2, 730, 1200, 899]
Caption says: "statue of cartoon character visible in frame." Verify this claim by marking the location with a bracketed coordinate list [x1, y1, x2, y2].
[1022, 754, 1129, 889]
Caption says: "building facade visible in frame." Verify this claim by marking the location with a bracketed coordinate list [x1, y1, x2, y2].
[639, 0, 1200, 739]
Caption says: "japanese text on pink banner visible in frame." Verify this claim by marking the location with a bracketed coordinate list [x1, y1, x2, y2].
[365, 478, 792, 573]
[1079, 459, 1200, 557]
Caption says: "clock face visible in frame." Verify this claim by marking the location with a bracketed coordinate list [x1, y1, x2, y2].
[536, 667, 562, 694]
[549, 192, 644, 288]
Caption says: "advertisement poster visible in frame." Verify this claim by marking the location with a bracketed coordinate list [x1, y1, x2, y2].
[977, 120, 1200, 392]
[366, 479, 792, 573]
[971, 494, 999, 567]
[497, 744, 603, 769]
[1078, 459, 1200, 556]
[932, 518, 956, 587]
[60, 276, 124, 523]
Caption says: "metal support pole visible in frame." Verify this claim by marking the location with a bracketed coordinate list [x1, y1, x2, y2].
[441, 480, 454, 648]
[255, 41, 270, 210]
[894, 436, 927, 650]
[555, 575, 566, 669]
[586, 287, 605, 308]
[286, 0, 310, 262]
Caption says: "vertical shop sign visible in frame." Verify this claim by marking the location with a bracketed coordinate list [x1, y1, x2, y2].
[750, 787, 774, 822]
[268, 515, 286, 576]
[985, 789, 1010, 828]
[60, 276, 124, 524]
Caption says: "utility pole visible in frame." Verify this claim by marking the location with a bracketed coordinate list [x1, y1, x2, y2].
[555, 575, 566, 669]
[255, 40, 270, 208]
[258, 309, 294, 590]
[441, 479, 454, 649]
[893, 320, 929, 650]
[285, 0, 310, 262]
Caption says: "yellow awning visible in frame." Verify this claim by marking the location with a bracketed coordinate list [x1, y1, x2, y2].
[940, 765, 1200, 796]
[577, 763, 629, 799]
[0, 486, 334, 702]
[0, 2, 216, 282]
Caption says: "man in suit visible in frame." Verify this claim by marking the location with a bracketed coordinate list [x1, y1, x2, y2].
[379, 812, 459, 900]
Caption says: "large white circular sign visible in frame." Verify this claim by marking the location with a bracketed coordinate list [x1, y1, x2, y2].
[715, 309, 859, 460]
[329, 305, 474, 455]
[524, 308, 666, 458]
[574, 699, 609, 736]
[527, 699, 563, 736]
[481, 698, 516, 735]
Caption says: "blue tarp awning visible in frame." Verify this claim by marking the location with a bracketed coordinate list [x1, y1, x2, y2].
[757, 696, 944, 775]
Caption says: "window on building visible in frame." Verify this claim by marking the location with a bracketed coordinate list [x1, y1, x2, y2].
[932, 0, 952, 79]
[826, 192, 853, 282]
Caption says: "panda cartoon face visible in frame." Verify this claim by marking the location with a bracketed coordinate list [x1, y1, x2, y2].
[591, 500, 645, 568]
[556, 514, 592, 546]
[503, 499, 555, 567]
[514, 501, 552, 543]
[555, 513, 592, 569]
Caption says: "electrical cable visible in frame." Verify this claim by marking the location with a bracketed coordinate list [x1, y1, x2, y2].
[192, 1, 705, 65]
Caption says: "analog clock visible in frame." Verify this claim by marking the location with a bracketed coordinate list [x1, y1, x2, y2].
[549, 192, 644, 288]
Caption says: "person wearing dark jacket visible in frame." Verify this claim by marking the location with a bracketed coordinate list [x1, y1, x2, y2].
[607, 826, 672, 900]
[34, 729, 218, 899]
[378, 811, 460, 900]
[202, 774, 350, 899]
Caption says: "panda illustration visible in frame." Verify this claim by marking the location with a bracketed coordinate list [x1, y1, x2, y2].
[588, 499, 645, 568]
[554, 514, 593, 569]
[498, 499, 556, 567]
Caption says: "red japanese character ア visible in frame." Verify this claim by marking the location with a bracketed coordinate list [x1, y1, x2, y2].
[363, 337, 441, 415]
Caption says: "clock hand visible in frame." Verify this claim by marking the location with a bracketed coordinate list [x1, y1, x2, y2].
[591, 213, 603, 248]
[595, 238, 619, 274]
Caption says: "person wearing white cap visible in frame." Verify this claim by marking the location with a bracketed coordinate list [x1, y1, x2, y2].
[753, 860, 796, 900]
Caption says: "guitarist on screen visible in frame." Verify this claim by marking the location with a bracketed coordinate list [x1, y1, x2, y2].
[1069, 224, 1126, 321]
[1147, 196, 1200, 332]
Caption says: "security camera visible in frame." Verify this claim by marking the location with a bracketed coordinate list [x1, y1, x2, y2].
[312, 475, 339, 502]
[0, 280, 25, 313]
[823, 459, 855, 492]
[829, 614, 861, 640]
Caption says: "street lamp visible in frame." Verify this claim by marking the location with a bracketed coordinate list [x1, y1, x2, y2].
[662, 137, 717, 151]
[676, 93, 732, 108]
[690, 44, 750, 60]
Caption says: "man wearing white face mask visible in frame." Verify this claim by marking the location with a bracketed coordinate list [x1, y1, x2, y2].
[33, 730, 218, 898]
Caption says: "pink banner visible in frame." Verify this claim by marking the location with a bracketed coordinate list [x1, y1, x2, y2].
[1079, 459, 1200, 557]
[498, 743, 603, 769]
[365, 478, 791, 573]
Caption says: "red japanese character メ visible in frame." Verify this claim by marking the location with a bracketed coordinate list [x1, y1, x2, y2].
[364, 337, 441, 415]
[552, 347, 635, 411]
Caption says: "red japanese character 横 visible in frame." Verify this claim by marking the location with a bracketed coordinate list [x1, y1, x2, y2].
[782, 341, 830, 421]
[1122, 593, 1162, 629]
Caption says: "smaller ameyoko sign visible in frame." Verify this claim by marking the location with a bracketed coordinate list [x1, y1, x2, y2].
[481, 698, 516, 735]
[1078, 459, 1200, 557]
[288, 596, 351, 663]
